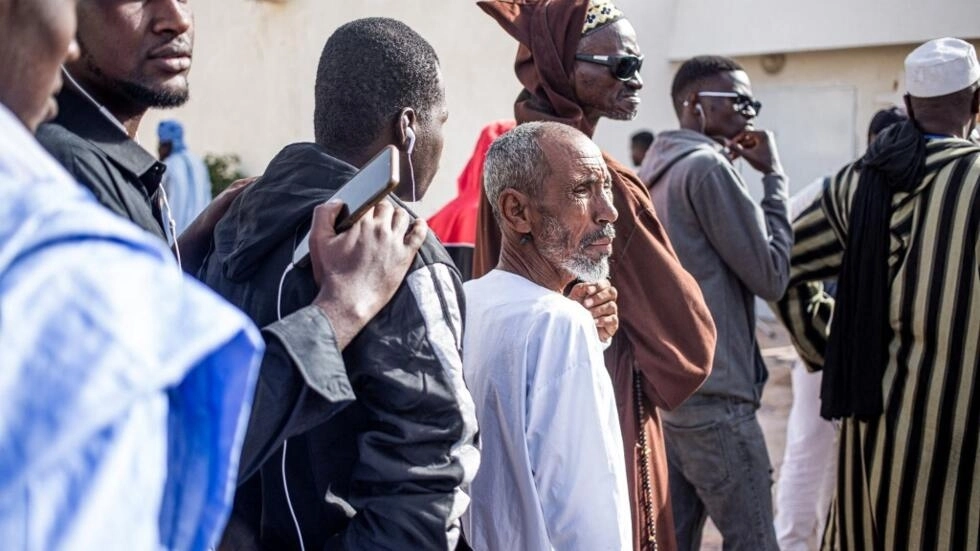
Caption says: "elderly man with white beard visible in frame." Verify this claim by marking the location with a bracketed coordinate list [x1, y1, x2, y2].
[461, 121, 631, 551]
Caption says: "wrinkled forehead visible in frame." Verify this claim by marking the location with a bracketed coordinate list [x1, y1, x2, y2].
[542, 133, 608, 184]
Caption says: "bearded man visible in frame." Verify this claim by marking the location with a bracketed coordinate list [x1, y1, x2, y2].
[463, 121, 631, 550]
[36, 0, 229, 273]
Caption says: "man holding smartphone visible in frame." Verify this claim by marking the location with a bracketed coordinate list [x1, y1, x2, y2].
[199, 18, 478, 551]
[639, 55, 791, 550]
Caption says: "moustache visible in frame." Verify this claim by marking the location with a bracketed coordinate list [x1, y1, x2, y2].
[579, 225, 616, 248]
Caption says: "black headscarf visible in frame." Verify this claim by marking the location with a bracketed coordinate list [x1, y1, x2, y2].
[821, 120, 926, 420]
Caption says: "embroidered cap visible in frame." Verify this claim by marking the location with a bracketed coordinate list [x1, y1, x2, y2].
[905, 37, 980, 98]
[582, 0, 623, 35]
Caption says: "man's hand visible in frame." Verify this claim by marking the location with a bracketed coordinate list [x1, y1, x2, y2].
[568, 280, 619, 342]
[308, 199, 427, 350]
[727, 129, 784, 176]
[176, 176, 256, 275]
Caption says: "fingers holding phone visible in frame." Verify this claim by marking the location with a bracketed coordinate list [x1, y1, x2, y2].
[308, 198, 426, 349]
[308, 199, 424, 286]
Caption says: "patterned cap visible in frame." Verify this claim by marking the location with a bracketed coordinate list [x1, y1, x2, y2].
[582, 0, 624, 35]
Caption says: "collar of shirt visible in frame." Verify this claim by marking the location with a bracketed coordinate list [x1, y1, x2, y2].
[52, 85, 166, 197]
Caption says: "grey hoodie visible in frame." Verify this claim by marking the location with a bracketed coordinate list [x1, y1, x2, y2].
[639, 129, 791, 407]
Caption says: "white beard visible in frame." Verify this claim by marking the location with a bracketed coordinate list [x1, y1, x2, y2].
[563, 255, 610, 282]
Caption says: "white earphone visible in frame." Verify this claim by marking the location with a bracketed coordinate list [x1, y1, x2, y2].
[402, 116, 418, 201]
[683, 99, 705, 116]
[404, 122, 416, 154]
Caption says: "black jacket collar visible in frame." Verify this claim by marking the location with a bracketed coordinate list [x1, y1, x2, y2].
[52, 85, 166, 195]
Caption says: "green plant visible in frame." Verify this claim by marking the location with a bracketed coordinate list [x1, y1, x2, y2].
[204, 153, 247, 198]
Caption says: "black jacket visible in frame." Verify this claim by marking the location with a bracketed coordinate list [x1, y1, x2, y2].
[37, 85, 169, 240]
[200, 143, 478, 551]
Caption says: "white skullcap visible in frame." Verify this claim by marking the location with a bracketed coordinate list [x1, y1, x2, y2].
[905, 37, 980, 98]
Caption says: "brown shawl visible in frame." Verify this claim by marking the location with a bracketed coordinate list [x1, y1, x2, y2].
[475, 2, 717, 550]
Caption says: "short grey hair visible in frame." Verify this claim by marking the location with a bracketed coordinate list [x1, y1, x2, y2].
[483, 121, 558, 222]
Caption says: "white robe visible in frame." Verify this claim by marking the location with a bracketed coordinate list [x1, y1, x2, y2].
[462, 270, 631, 550]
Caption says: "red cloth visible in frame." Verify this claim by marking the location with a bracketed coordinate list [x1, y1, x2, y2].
[427, 120, 516, 246]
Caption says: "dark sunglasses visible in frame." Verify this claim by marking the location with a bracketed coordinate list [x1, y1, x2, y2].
[575, 53, 644, 81]
[697, 91, 762, 118]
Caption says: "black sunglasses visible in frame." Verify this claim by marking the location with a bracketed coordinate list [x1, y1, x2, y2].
[575, 53, 644, 81]
[697, 91, 762, 118]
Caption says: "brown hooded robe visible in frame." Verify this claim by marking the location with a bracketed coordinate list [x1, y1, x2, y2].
[474, 2, 717, 550]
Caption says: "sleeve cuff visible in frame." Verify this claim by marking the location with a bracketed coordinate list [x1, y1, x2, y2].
[762, 172, 789, 199]
[600, 336, 612, 351]
[263, 305, 354, 402]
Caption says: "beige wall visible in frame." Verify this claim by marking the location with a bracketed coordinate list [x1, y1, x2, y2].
[139, 0, 521, 217]
[137, 1, 979, 217]
[668, 0, 980, 58]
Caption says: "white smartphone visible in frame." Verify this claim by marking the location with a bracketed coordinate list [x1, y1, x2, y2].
[293, 145, 400, 267]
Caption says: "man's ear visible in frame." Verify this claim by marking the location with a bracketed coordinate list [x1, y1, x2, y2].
[499, 189, 533, 235]
[685, 91, 701, 111]
[903, 93, 916, 123]
[677, 92, 699, 125]
[971, 86, 979, 116]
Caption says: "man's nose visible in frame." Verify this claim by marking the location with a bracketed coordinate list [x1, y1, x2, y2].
[153, 0, 193, 36]
[596, 192, 618, 225]
[627, 71, 643, 90]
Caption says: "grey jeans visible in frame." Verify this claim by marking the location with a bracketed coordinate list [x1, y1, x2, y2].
[663, 396, 778, 551]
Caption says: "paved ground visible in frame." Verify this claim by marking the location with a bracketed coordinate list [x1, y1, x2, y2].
[697, 321, 802, 550]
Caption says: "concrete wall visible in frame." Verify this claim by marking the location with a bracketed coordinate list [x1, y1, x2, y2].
[137, 1, 979, 217]
[139, 0, 520, 217]
[667, 0, 980, 59]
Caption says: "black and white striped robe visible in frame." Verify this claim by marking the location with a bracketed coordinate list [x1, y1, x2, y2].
[776, 137, 980, 551]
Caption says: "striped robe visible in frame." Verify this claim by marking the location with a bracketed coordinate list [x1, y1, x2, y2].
[776, 137, 980, 551]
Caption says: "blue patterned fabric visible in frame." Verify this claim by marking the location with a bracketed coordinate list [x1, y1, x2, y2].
[0, 104, 263, 551]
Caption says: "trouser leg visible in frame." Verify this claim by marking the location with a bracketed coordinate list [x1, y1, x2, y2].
[776, 362, 837, 550]
[665, 399, 779, 551]
[665, 427, 708, 551]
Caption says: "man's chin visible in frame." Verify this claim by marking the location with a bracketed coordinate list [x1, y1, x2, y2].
[120, 78, 189, 109]
[605, 108, 639, 122]
[565, 256, 610, 283]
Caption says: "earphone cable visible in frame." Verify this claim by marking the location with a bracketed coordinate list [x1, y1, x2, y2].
[275, 261, 305, 551]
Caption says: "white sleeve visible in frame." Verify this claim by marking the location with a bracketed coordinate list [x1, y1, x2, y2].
[790, 176, 829, 219]
[525, 312, 632, 551]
